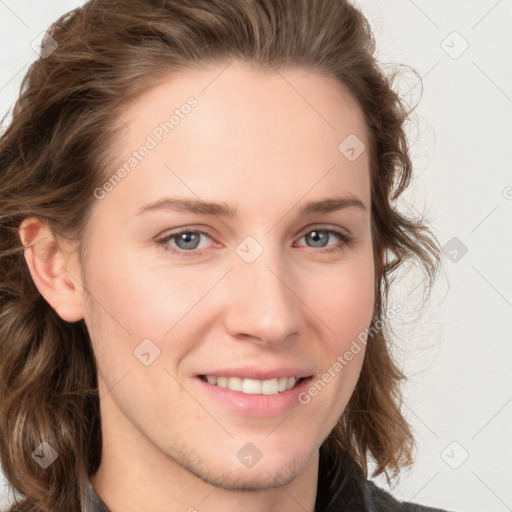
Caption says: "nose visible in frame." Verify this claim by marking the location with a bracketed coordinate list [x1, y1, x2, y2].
[221, 244, 302, 347]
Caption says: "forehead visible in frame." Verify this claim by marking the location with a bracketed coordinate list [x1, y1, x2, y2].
[100, 61, 371, 214]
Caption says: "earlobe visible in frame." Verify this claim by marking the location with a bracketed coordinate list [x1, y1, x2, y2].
[18, 216, 85, 323]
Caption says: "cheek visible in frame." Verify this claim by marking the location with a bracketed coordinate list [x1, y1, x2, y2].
[300, 252, 374, 423]
[83, 240, 218, 332]
[81, 243, 228, 384]
[311, 247, 375, 352]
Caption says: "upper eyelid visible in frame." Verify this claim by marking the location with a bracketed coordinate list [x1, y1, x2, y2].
[160, 224, 346, 236]
[159, 225, 350, 247]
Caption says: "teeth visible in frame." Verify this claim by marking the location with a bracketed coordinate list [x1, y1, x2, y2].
[204, 375, 298, 395]
[278, 377, 288, 392]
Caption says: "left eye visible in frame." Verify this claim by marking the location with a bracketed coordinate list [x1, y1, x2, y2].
[167, 230, 208, 251]
[157, 228, 350, 255]
[296, 229, 345, 249]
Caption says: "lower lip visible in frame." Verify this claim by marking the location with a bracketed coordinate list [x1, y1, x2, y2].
[194, 376, 313, 418]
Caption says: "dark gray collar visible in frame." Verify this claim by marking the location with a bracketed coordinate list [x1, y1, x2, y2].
[86, 480, 111, 512]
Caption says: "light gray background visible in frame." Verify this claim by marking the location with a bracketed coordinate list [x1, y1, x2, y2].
[1, 1, 511, 511]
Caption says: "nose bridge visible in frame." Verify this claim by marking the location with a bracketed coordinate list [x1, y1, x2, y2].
[223, 239, 301, 344]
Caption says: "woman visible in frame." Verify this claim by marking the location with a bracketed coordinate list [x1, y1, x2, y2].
[0, 1, 446, 511]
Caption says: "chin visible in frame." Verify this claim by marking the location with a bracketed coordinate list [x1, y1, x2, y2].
[206, 456, 305, 491]
[181, 446, 311, 491]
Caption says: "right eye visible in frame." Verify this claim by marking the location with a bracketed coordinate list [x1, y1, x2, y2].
[156, 229, 214, 256]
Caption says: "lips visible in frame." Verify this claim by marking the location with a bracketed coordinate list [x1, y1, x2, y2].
[195, 366, 314, 381]
[195, 372, 314, 417]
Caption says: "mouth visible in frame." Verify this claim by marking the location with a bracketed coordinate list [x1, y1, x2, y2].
[195, 372, 314, 417]
[198, 375, 309, 395]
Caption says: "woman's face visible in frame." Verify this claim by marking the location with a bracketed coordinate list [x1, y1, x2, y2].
[81, 61, 374, 488]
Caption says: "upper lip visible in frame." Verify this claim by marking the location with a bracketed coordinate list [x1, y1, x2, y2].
[197, 366, 314, 380]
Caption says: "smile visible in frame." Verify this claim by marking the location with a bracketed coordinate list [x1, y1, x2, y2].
[199, 375, 304, 395]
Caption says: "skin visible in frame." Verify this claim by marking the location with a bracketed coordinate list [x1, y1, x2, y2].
[20, 61, 375, 512]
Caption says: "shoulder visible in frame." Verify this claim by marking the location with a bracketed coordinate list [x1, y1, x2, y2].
[316, 446, 457, 512]
[365, 480, 455, 512]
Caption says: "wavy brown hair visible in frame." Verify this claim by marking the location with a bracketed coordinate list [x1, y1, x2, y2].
[0, 0, 440, 510]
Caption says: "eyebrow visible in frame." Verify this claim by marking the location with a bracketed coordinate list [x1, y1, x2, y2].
[136, 195, 367, 217]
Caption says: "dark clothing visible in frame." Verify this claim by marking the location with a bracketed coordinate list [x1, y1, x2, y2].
[84, 446, 452, 512]
[313, 446, 450, 511]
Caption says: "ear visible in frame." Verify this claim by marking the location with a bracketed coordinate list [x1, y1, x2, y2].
[18, 216, 85, 323]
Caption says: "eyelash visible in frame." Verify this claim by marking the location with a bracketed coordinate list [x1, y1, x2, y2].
[155, 227, 354, 257]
